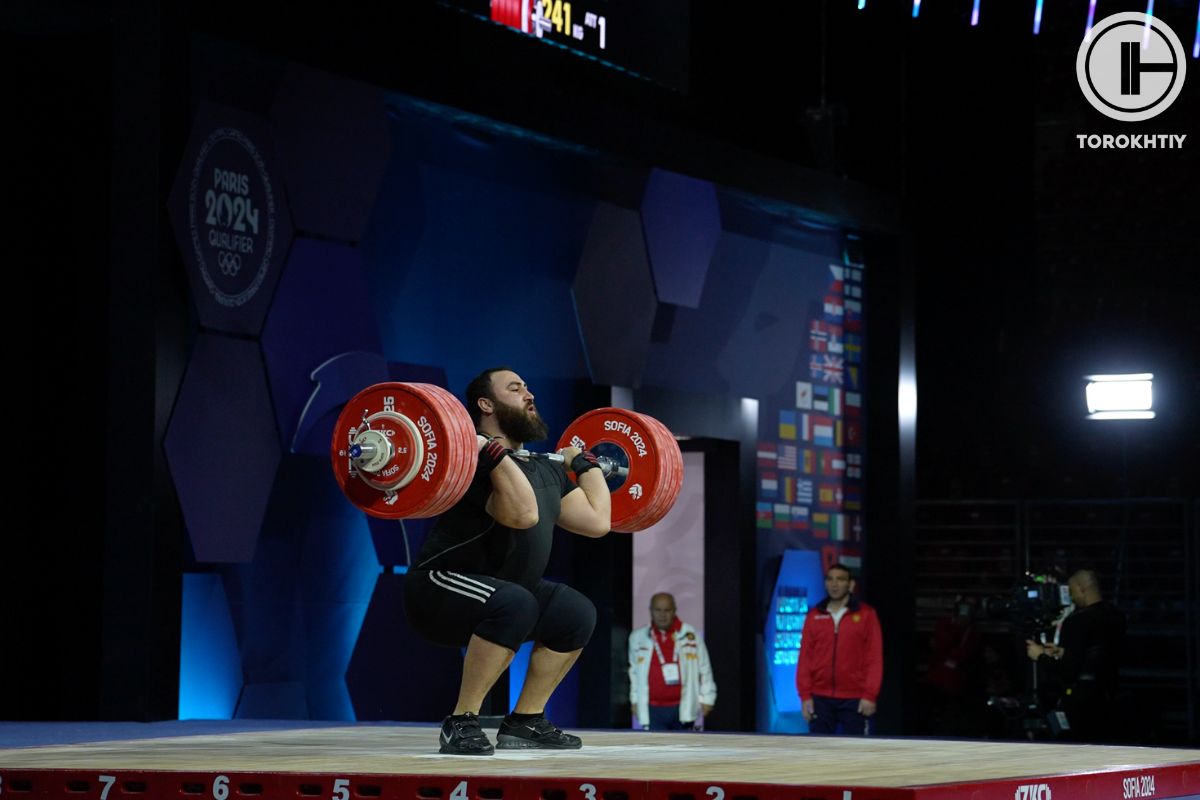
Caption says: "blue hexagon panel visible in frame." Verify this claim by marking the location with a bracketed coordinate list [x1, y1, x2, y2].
[165, 333, 281, 563]
[572, 202, 658, 388]
[641, 168, 721, 309]
[179, 573, 243, 719]
[168, 102, 295, 337]
[269, 64, 392, 243]
[217, 454, 379, 720]
[261, 238, 382, 452]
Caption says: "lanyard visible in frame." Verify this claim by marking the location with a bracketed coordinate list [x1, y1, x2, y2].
[650, 628, 678, 665]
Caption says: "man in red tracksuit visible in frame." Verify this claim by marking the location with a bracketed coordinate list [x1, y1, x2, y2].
[795, 562, 883, 734]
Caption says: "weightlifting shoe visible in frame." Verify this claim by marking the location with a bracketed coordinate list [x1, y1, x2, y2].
[496, 714, 583, 749]
[439, 712, 494, 755]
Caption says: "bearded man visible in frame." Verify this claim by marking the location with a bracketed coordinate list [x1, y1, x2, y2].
[404, 367, 612, 754]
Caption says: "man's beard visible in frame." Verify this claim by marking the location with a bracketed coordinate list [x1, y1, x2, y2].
[494, 400, 549, 445]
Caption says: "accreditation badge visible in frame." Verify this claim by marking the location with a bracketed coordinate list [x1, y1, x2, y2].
[661, 662, 681, 685]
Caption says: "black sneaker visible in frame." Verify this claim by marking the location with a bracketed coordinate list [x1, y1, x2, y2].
[496, 715, 583, 749]
[439, 713, 495, 755]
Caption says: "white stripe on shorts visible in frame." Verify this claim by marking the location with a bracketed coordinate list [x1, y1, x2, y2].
[429, 570, 491, 603]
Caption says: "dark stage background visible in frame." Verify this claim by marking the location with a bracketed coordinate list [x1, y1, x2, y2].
[5, 0, 1197, 743]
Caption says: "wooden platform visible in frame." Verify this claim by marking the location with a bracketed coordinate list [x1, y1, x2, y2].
[1, 725, 1197, 800]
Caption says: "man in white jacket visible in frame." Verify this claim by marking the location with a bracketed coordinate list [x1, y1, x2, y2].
[628, 593, 717, 730]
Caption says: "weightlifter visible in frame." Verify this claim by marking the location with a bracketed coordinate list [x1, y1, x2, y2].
[404, 367, 612, 755]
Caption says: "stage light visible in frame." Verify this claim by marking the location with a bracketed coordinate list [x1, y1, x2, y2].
[912, 0, 921, 18]
[1034, 0, 1044, 34]
[1143, 0, 1156, 48]
[1085, 0, 1099, 40]
[972, 0, 981, 26]
[1193, 0, 1199, 57]
[1085, 373, 1155, 420]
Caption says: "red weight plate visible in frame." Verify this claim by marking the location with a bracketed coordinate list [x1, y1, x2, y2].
[406, 383, 477, 517]
[621, 412, 674, 531]
[558, 407, 661, 533]
[627, 413, 684, 531]
[331, 382, 473, 520]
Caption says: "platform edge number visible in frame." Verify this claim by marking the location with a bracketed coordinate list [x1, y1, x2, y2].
[99, 775, 117, 800]
[581, 784, 598, 800]
[452, 781, 469, 800]
[214, 775, 230, 800]
[707, 787, 724, 800]
[334, 778, 351, 800]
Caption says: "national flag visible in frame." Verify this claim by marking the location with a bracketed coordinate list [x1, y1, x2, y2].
[844, 267, 863, 299]
[830, 514, 847, 541]
[796, 479, 814, 505]
[835, 419, 844, 447]
[802, 448, 816, 474]
[845, 333, 863, 364]
[820, 452, 846, 476]
[813, 415, 834, 447]
[847, 366, 861, 390]
[844, 486, 863, 511]
[791, 505, 811, 531]
[756, 502, 773, 529]
[782, 476, 795, 503]
[846, 392, 862, 417]
[779, 410, 797, 440]
[810, 354, 844, 384]
[846, 451, 863, 479]
[829, 264, 845, 282]
[845, 421, 862, 447]
[813, 385, 828, 413]
[850, 515, 864, 541]
[818, 483, 844, 508]
[756, 442, 777, 467]
[814, 385, 844, 416]
[773, 504, 791, 528]
[778, 444, 798, 471]
[813, 512, 830, 539]
[799, 413, 813, 442]
[796, 381, 813, 410]
[760, 471, 779, 499]
[844, 299, 863, 332]
[823, 296, 844, 319]
[809, 320, 843, 354]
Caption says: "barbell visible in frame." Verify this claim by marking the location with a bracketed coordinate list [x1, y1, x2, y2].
[330, 382, 683, 532]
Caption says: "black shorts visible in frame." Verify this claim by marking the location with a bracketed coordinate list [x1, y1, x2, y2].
[404, 570, 596, 653]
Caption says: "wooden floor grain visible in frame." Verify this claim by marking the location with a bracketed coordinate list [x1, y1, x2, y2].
[1, 727, 1197, 786]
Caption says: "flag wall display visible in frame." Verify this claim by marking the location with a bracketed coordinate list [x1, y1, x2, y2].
[756, 258, 866, 548]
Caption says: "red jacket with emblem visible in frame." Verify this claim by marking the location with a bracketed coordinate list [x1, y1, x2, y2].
[795, 595, 883, 702]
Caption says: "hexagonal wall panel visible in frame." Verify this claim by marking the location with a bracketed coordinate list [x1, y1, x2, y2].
[572, 202, 657, 388]
[262, 238, 382, 451]
[641, 168, 721, 309]
[168, 102, 295, 337]
[166, 333, 281, 563]
[714, 242, 829, 398]
[270, 64, 392, 243]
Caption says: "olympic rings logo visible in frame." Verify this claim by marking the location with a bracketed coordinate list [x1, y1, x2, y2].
[217, 250, 242, 276]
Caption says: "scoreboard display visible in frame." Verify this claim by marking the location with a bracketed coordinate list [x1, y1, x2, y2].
[445, 0, 690, 92]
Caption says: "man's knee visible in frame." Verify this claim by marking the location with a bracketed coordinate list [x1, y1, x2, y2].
[475, 584, 540, 651]
[536, 584, 596, 652]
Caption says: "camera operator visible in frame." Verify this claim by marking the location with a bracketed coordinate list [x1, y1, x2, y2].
[1025, 569, 1125, 742]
